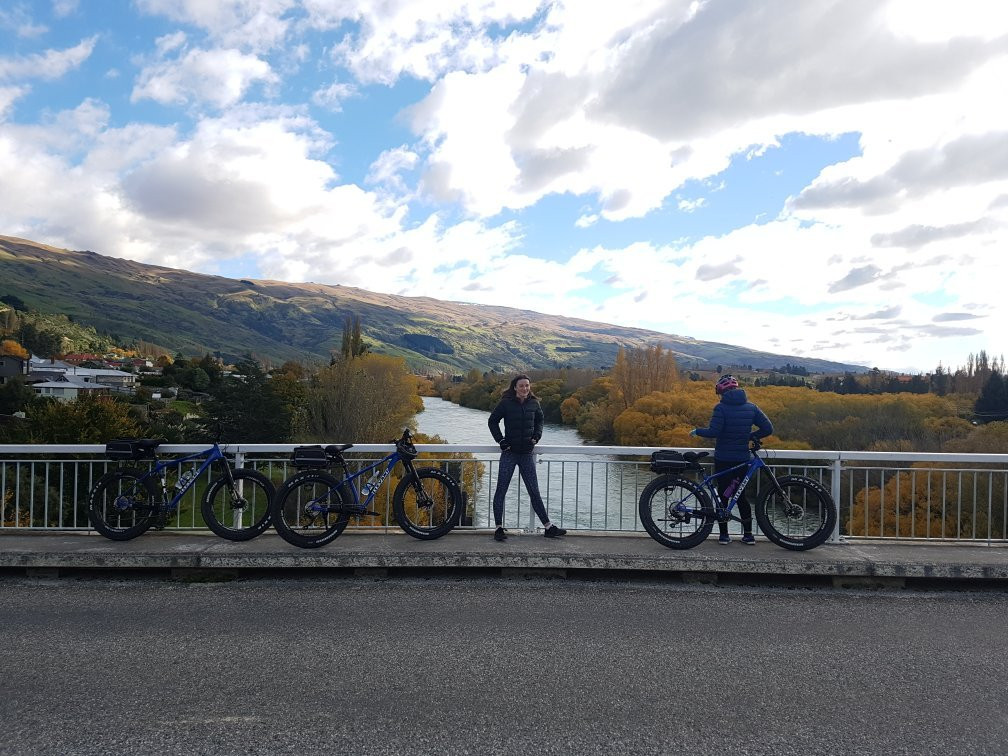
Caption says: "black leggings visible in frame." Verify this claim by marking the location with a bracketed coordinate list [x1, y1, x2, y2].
[715, 459, 752, 535]
[492, 450, 549, 527]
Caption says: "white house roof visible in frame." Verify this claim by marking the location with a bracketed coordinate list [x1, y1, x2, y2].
[29, 355, 132, 379]
[33, 376, 101, 389]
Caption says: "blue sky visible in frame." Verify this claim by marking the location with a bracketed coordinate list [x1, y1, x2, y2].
[1, 0, 1006, 373]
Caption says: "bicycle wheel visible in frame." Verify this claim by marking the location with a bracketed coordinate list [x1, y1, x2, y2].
[392, 467, 462, 540]
[201, 468, 276, 542]
[638, 474, 714, 549]
[88, 469, 160, 541]
[271, 470, 352, 549]
[755, 475, 837, 551]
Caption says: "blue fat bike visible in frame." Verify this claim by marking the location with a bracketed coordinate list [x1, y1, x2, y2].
[270, 428, 463, 549]
[638, 438, 837, 551]
[87, 437, 275, 542]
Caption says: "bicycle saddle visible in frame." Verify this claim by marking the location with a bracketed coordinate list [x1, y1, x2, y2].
[324, 444, 352, 456]
[682, 451, 709, 464]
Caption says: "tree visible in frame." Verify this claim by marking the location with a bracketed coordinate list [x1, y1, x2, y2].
[19, 394, 143, 443]
[974, 372, 1008, 423]
[610, 345, 679, 410]
[302, 354, 422, 442]
[0, 339, 29, 359]
[340, 315, 368, 360]
[200, 357, 295, 442]
[186, 367, 211, 392]
[0, 376, 34, 415]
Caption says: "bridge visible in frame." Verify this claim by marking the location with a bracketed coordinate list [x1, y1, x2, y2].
[1, 442, 1005, 587]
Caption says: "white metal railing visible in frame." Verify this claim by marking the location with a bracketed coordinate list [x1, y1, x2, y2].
[1, 443, 1006, 544]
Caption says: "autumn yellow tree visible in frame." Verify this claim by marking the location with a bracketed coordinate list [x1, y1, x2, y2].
[610, 345, 680, 410]
[847, 464, 1004, 540]
[0, 339, 29, 359]
[301, 353, 423, 443]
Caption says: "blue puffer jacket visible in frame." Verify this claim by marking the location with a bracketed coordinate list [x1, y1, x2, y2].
[694, 388, 773, 462]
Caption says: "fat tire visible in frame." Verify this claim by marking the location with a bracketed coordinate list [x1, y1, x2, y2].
[392, 468, 462, 540]
[201, 468, 275, 542]
[638, 474, 714, 549]
[755, 475, 837, 551]
[271, 470, 351, 549]
[88, 469, 160, 541]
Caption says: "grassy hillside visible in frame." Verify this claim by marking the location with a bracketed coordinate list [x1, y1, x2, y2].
[0, 235, 862, 373]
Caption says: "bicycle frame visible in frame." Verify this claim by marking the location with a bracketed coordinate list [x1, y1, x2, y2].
[691, 454, 779, 524]
[134, 442, 232, 512]
[342, 450, 405, 509]
[300, 448, 409, 516]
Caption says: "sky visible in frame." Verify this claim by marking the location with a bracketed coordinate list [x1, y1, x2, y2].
[1, 1, 1006, 374]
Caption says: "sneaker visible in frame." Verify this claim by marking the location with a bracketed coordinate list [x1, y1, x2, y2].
[494, 527, 507, 542]
[718, 534, 731, 545]
[544, 525, 567, 538]
[741, 533, 756, 545]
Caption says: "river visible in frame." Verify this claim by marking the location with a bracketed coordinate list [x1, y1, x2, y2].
[414, 395, 587, 447]
[414, 396, 652, 531]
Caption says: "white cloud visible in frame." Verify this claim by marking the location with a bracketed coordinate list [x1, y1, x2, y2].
[0, 86, 28, 119]
[132, 47, 278, 108]
[0, 5, 48, 38]
[0, 37, 96, 81]
[2, 0, 1008, 373]
[304, 0, 547, 83]
[136, 0, 296, 51]
[52, 0, 79, 19]
[311, 80, 356, 111]
[366, 146, 419, 193]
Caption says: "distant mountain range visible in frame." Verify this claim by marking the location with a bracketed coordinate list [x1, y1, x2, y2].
[0, 235, 863, 374]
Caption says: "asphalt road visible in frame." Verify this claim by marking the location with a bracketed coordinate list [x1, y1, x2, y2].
[0, 575, 1005, 756]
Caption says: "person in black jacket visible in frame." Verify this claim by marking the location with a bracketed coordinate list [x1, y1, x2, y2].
[691, 374, 773, 545]
[488, 374, 566, 541]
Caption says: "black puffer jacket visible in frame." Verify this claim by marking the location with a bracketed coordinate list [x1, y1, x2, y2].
[488, 397, 544, 453]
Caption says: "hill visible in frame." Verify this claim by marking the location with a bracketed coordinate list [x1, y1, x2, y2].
[0, 235, 863, 374]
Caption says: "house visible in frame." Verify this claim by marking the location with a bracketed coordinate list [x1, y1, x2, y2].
[62, 352, 103, 365]
[31, 375, 110, 401]
[0, 355, 29, 385]
[27, 355, 137, 393]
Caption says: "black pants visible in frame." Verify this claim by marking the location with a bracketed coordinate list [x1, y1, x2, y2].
[492, 450, 549, 527]
[715, 459, 752, 536]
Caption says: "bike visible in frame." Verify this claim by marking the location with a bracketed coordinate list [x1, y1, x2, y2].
[87, 438, 275, 542]
[638, 438, 837, 551]
[270, 428, 463, 548]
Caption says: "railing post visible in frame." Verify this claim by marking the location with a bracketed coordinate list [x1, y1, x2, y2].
[233, 448, 246, 529]
[831, 456, 843, 543]
[525, 454, 539, 533]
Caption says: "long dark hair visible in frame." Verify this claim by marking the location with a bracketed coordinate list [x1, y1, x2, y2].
[501, 374, 537, 400]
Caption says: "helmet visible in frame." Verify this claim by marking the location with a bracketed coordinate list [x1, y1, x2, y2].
[715, 374, 739, 395]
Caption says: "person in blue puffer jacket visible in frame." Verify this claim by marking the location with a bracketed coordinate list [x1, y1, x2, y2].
[691, 375, 773, 545]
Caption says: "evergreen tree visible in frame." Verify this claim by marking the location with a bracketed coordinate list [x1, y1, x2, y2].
[974, 372, 1008, 423]
[200, 357, 295, 442]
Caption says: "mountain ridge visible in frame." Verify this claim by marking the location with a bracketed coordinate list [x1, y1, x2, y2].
[0, 235, 864, 374]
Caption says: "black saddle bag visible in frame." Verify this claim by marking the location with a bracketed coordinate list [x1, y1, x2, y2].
[649, 450, 690, 473]
[291, 445, 329, 469]
[105, 439, 157, 461]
